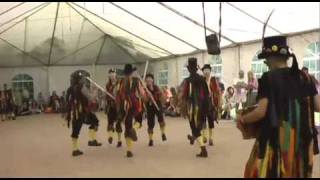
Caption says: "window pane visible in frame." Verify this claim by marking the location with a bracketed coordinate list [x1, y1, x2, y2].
[257, 64, 262, 73]
[217, 66, 222, 73]
[11, 74, 34, 99]
[262, 64, 268, 72]
[316, 42, 320, 54]
[310, 60, 316, 71]
[252, 64, 256, 72]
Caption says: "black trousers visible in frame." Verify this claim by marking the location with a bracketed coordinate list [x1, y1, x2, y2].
[189, 111, 205, 139]
[71, 112, 99, 139]
[107, 106, 118, 132]
[134, 111, 143, 126]
[124, 108, 135, 138]
[203, 108, 217, 129]
[146, 105, 165, 134]
[115, 108, 142, 132]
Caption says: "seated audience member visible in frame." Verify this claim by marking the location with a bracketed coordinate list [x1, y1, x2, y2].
[221, 87, 235, 120]
[49, 91, 60, 113]
[18, 100, 32, 116]
[30, 99, 41, 114]
[37, 92, 45, 112]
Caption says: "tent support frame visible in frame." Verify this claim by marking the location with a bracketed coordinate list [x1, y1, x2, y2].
[69, 2, 175, 56]
[68, 3, 141, 63]
[157, 2, 237, 44]
[0, 3, 50, 35]
[94, 35, 106, 65]
[110, 2, 201, 50]
[0, 37, 47, 66]
[52, 36, 105, 65]
[47, 2, 60, 66]
[72, 18, 86, 62]
[225, 2, 282, 34]
[0, 2, 26, 17]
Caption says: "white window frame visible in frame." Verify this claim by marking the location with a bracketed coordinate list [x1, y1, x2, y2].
[252, 50, 268, 79]
[303, 42, 320, 80]
[12, 74, 34, 99]
[182, 66, 189, 79]
[209, 55, 222, 79]
[157, 69, 168, 87]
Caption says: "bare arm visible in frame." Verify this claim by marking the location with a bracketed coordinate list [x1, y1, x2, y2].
[237, 98, 268, 124]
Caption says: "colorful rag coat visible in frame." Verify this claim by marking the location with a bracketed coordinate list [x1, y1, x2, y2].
[116, 77, 143, 120]
[105, 79, 118, 113]
[244, 68, 319, 178]
[66, 85, 89, 124]
[146, 84, 163, 109]
[179, 73, 210, 126]
[206, 76, 221, 112]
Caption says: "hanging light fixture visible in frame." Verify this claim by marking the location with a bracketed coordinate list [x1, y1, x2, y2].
[203, 2, 222, 55]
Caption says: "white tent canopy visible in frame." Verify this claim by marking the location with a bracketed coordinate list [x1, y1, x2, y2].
[0, 2, 319, 67]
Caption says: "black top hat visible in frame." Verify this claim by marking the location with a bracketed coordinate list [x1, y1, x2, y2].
[258, 36, 291, 59]
[201, 64, 212, 71]
[108, 68, 116, 73]
[124, 64, 137, 75]
[187, 57, 198, 70]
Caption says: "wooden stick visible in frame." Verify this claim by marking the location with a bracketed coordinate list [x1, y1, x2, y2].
[143, 60, 149, 81]
[134, 71, 160, 111]
[262, 9, 275, 48]
[85, 76, 116, 100]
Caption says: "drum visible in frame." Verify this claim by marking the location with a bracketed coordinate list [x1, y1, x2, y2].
[237, 105, 261, 139]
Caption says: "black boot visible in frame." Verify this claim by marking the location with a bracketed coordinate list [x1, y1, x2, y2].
[148, 140, 154, 147]
[126, 151, 133, 158]
[117, 141, 122, 148]
[72, 150, 84, 157]
[187, 134, 194, 145]
[108, 137, 113, 144]
[162, 134, 167, 141]
[209, 139, 214, 146]
[196, 146, 208, 158]
[88, 140, 102, 146]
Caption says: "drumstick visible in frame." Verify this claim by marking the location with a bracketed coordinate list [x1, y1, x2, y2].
[134, 71, 160, 111]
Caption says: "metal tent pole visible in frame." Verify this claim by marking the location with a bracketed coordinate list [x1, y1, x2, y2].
[47, 2, 60, 66]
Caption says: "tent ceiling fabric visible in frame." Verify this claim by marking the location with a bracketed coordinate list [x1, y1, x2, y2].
[0, 2, 319, 67]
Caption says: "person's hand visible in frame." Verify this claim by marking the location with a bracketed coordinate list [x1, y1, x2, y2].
[236, 114, 245, 129]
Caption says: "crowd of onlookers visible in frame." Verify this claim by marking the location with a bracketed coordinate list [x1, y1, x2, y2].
[220, 67, 320, 120]
[0, 84, 107, 121]
[162, 68, 313, 122]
